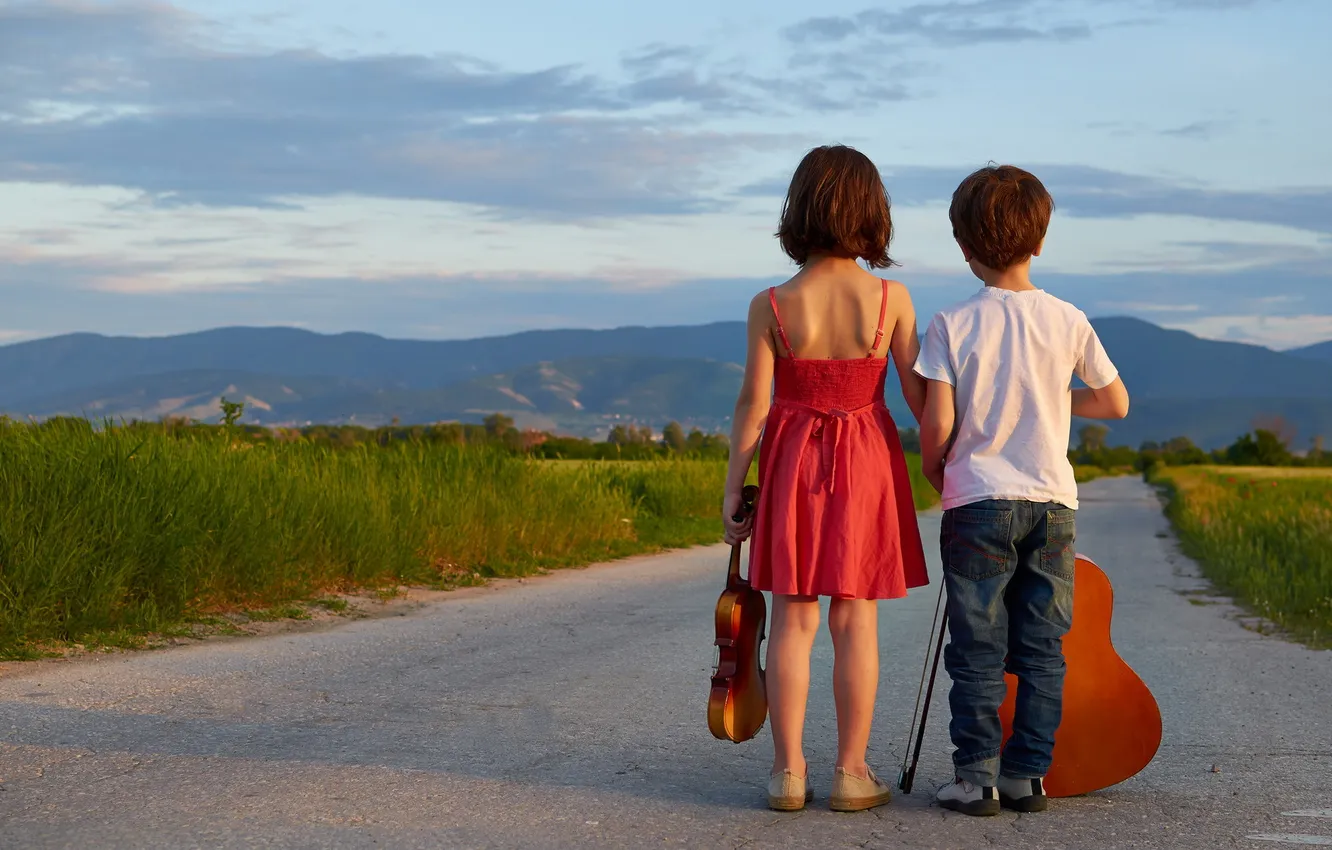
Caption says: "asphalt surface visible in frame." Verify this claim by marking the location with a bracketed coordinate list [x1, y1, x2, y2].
[0, 476, 1328, 849]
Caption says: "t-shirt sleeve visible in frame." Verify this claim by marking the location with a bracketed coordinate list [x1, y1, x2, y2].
[912, 315, 955, 386]
[1075, 317, 1119, 390]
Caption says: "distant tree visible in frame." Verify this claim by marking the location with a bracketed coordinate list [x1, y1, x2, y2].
[219, 397, 245, 428]
[483, 413, 514, 439]
[1154, 435, 1208, 466]
[1251, 414, 1297, 449]
[608, 425, 631, 445]
[663, 421, 687, 451]
[686, 428, 706, 452]
[899, 427, 922, 454]
[1077, 424, 1109, 454]
[1225, 429, 1292, 466]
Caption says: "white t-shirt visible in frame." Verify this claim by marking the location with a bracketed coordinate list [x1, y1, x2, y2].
[912, 287, 1119, 511]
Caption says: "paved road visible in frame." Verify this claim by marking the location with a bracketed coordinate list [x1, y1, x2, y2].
[1, 477, 1329, 849]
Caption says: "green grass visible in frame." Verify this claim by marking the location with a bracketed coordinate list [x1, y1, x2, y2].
[1151, 465, 1332, 648]
[0, 418, 937, 658]
[904, 452, 941, 511]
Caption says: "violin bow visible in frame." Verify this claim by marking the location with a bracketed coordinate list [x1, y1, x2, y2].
[898, 581, 948, 794]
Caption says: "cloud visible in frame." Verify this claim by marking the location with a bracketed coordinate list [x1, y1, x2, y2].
[2, 250, 1328, 348]
[1155, 0, 1267, 8]
[0, 2, 792, 216]
[1161, 120, 1218, 139]
[736, 164, 1332, 235]
[1164, 314, 1332, 350]
[783, 0, 1276, 49]
[784, 1, 1093, 47]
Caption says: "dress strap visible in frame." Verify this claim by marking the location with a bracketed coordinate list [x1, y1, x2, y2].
[768, 287, 796, 358]
[869, 278, 889, 356]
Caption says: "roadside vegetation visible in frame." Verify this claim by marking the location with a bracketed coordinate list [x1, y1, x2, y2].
[2, 401, 1322, 658]
[1150, 465, 1332, 648]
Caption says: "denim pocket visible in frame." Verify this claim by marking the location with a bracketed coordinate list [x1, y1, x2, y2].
[945, 507, 1014, 581]
[1039, 507, 1076, 580]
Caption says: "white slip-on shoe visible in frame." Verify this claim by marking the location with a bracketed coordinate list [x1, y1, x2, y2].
[998, 775, 1048, 812]
[935, 777, 1000, 817]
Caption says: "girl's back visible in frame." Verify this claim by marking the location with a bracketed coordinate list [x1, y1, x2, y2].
[768, 270, 899, 362]
[719, 144, 929, 814]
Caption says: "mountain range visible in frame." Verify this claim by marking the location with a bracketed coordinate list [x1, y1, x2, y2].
[2, 318, 1330, 450]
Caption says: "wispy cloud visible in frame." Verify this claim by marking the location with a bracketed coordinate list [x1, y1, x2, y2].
[2, 250, 1328, 347]
[0, 2, 795, 216]
[784, 0, 1092, 47]
[1161, 120, 1219, 139]
[782, 0, 1279, 49]
[737, 164, 1332, 235]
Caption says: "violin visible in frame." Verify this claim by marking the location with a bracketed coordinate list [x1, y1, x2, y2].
[901, 553, 1161, 797]
[998, 554, 1162, 796]
[708, 484, 768, 743]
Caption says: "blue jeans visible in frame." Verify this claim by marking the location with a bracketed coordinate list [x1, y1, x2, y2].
[940, 499, 1076, 786]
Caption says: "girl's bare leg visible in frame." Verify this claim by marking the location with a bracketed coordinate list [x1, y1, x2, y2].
[767, 594, 821, 776]
[828, 597, 880, 778]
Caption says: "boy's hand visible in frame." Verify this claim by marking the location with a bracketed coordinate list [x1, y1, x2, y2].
[925, 464, 945, 495]
[919, 378, 955, 496]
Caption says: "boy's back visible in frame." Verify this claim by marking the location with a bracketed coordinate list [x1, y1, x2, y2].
[916, 287, 1117, 511]
[914, 164, 1129, 817]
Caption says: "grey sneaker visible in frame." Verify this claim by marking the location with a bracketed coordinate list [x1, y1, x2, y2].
[935, 778, 1000, 817]
[767, 769, 814, 811]
[998, 775, 1048, 812]
[829, 766, 893, 812]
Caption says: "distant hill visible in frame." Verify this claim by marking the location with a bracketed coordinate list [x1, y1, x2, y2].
[3, 319, 1331, 448]
[1090, 318, 1332, 400]
[0, 324, 746, 405]
[1288, 340, 1332, 364]
[12, 357, 750, 436]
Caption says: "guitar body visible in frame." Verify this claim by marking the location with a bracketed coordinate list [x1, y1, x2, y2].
[708, 485, 769, 743]
[998, 555, 1162, 797]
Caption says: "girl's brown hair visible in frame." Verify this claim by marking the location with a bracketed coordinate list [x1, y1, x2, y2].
[777, 145, 895, 268]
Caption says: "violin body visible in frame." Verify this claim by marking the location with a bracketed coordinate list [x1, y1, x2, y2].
[998, 554, 1162, 797]
[708, 485, 768, 743]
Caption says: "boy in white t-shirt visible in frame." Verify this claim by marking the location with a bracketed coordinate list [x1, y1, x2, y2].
[914, 164, 1130, 817]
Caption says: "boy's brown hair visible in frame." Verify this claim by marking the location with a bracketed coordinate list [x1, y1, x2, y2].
[949, 164, 1054, 270]
[778, 145, 895, 268]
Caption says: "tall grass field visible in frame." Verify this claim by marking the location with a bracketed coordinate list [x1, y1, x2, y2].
[1152, 465, 1332, 647]
[0, 419, 936, 658]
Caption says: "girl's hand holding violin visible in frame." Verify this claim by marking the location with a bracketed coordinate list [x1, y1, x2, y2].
[722, 490, 753, 545]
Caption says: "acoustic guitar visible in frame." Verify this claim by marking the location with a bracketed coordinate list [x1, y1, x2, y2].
[902, 552, 1161, 797]
[708, 484, 767, 743]
[998, 554, 1162, 796]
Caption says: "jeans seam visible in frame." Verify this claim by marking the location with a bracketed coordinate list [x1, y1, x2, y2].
[954, 748, 1001, 766]
[953, 537, 1008, 564]
[1000, 757, 1047, 776]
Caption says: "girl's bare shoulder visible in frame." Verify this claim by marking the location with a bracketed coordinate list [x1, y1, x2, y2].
[879, 278, 916, 303]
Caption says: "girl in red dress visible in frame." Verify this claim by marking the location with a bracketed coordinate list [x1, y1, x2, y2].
[722, 145, 929, 813]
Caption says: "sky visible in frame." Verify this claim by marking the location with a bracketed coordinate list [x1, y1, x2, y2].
[2, 0, 1330, 349]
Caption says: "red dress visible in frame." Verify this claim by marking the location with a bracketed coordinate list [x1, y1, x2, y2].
[748, 282, 929, 600]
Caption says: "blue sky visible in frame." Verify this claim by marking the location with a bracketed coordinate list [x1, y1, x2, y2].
[2, 0, 1330, 348]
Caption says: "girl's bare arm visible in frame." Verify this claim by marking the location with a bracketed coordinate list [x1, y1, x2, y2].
[722, 293, 776, 543]
[887, 282, 926, 424]
[919, 379, 955, 494]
